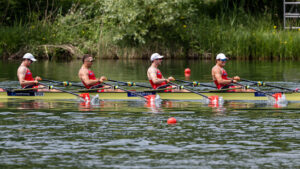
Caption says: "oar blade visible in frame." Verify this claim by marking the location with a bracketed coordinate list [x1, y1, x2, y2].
[79, 93, 91, 103]
[267, 93, 288, 105]
[144, 94, 162, 107]
[203, 95, 224, 106]
[144, 94, 161, 102]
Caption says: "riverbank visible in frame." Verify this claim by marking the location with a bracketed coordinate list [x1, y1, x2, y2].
[1, 0, 299, 60]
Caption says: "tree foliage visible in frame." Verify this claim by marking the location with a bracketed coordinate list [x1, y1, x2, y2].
[1, 0, 297, 59]
[0, 0, 89, 25]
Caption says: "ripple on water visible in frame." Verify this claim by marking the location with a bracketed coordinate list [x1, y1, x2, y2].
[0, 98, 299, 168]
[0, 112, 16, 115]
[25, 112, 54, 116]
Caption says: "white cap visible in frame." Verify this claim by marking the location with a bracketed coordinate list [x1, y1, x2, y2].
[216, 53, 227, 60]
[23, 53, 37, 62]
[150, 53, 164, 61]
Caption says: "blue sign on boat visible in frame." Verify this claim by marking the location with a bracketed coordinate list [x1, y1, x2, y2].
[254, 92, 266, 97]
[254, 92, 280, 97]
[127, 91, 156, 97]
[7, 91, 44, 96]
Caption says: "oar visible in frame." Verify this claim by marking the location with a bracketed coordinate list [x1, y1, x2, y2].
[102, 82, 157, 102]
[39, 82, 91, 102]
[11, 87, 46, 91]
[108, 79, 152, 88]
[234, 82, 287, 104]
[241, 78, 296, 92]
[77, 87, 112, 92]
[175, 79, 217, 88]
[169, 82, 223, 105]
[42, 79, 84, 88]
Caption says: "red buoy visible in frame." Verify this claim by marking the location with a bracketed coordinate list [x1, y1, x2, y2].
[184, 68, 191, 74]
[167, 117, 177, 124]
[185, 72, 191, 78]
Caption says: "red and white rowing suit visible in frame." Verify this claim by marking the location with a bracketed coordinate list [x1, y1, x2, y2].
[22, 69, 38, 88]
[214, 68, 230, 89]
[82, 70, 104, 92]
[149, 70, 168, 89]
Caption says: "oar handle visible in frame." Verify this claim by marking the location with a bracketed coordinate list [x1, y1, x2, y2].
[102, 82, 146, 99]
[169, 82, 209, 99]
[39, 82, 80, 97]
[175, 79, 216, 88]
[42, 79, 84, 88]
[234, 82, 274, 98]
[108, 79, 152, 88]
[241, 78, 295, 92]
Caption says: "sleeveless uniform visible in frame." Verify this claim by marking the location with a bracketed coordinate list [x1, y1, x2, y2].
[149, 69, 172, 92]
[149, 70, 167, 89]
[214, 68, 230, 89]
[82, 70, 104, 92]
[22, 69, 38, 89]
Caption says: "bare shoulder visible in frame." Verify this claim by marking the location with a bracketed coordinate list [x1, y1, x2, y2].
[212, 65, 221, 73]
[17, 65, 27, 74]
[78, 66, 88, 76]
[211, 65, 217, 71]
[147, 66, 157, 74]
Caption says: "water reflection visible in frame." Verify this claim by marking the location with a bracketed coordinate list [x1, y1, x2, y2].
[2, 59, 300, 82]
[2, 99, 59, 110]
[0, 98, 298, 113]
[1, 59, 300, 168]
[0, 99, 299, 168]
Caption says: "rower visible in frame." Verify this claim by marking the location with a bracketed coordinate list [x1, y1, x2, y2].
[17, 53, 41, 89]
[147, 53, 175, 90]
[211, 53, 240, 90]
[78, 54, 107, 91]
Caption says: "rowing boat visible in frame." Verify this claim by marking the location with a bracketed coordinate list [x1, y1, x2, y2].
[1, 90, 300, 101]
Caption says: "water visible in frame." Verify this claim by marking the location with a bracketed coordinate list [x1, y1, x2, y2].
[0, 59, 300, 168]
[2, 59, 300, 82]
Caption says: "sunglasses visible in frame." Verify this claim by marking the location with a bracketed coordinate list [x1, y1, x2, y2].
[219, 59, 227, 62]
[156, 58, 163, 60]
[26, 59, 33, 63]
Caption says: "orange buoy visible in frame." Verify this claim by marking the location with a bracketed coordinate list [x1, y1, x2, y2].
[167, 117, 177, 124]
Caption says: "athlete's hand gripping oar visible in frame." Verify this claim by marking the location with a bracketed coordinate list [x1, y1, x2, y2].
[175, 79, 217, 88]
[108, 79, 152, 88]
[169, 82, 224, 105]
[234, 82, 287, 104]
[241, 78, 297, 92]
[39, 82, 93, 103]
[41, 79, 84, 88]
[102, 82, 159, 102]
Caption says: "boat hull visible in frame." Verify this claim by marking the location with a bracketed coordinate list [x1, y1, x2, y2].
[1, 91, 300, 101]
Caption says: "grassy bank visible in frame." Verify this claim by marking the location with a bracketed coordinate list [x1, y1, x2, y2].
[0, 0, 299, 60]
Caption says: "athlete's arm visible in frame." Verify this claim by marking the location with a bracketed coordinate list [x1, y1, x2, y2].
[79, 69, 99, 86]
[227, 76, 240, 81]
[148, 68, 168, 84]
[35, 76, 42, 81]
[213, 68, 236, 84]
[98, 76, 107, 83]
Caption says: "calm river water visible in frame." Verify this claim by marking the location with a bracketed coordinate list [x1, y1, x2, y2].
[0, 59, 299, 168]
